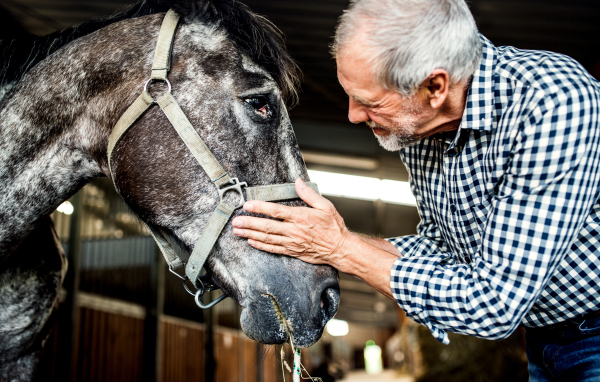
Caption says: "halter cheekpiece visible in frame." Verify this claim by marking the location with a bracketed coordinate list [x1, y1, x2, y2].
[107, 10, 319, 309]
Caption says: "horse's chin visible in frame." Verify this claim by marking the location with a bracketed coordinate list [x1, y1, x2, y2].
[238, 282, 340, 348]
[239, 307, 323, 348]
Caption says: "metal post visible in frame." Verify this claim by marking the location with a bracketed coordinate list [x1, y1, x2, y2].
[58, 191, 83, 382]
[142, 244, 165, 381]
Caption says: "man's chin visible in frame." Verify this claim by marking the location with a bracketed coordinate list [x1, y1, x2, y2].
[375, 133, 419, 151]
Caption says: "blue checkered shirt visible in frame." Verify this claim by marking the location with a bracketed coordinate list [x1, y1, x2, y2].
[388, 35, 600, 344]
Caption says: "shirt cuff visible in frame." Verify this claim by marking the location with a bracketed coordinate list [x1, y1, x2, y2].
[390, 254, 451, 344]
[386, 235, 443, 259]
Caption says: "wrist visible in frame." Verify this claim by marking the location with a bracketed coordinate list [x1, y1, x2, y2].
[331, 233, 398, 299]
[331, 232, 365, 274]
[334, 233, 396, 274]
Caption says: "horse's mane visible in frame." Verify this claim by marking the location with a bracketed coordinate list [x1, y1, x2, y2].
[0, 0, 300, 105]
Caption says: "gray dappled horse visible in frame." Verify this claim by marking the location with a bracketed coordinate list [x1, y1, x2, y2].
[0, 1, 339, 379]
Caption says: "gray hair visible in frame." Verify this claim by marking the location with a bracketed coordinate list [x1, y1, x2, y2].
[332, 0, 482, 97]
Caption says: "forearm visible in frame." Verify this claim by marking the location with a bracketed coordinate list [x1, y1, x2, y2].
[356, 234, 401, 256]
[331, 233, 399, 299]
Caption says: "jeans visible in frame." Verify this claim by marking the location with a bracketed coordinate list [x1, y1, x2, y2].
[525, 315, 600, 382]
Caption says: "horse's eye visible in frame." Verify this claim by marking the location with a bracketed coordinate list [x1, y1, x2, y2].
[245, 97, 266, 109]
[244, 97, 271, 117]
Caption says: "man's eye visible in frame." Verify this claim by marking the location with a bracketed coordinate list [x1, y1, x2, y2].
[244, 97, 271, 117]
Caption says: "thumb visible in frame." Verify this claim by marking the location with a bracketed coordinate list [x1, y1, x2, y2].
[296, 178, 330, 210]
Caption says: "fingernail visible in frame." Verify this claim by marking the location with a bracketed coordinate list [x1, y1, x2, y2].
[233, 228, 243, 235]
[233, 219, 243, 227]
[248, 239, 255, 246]
[244, 203, 253, 212]
[298, 178, 306, 188]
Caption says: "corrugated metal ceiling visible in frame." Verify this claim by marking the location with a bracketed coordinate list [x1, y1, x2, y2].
[4, 0, 599, 128]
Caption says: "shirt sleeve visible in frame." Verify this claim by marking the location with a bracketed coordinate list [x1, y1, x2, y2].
[388, 85, 600, 344]
[387, 204, 450, 259]
[387, 152, 451, 259]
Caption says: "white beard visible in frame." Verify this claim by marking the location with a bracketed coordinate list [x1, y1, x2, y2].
[367, 94, 426, 151]
[374, 131, 420, 151]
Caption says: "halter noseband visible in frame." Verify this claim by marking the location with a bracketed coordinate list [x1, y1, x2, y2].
[107, 10, 318, 309]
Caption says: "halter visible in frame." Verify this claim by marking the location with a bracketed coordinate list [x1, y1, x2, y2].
[107, 10, 318, 309]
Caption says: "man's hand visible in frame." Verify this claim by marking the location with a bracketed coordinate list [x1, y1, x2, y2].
[232, 178, 351, 267]
[233, 178, 401, 299]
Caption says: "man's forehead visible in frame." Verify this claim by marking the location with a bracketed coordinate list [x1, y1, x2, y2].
[336, 54, 382, 102]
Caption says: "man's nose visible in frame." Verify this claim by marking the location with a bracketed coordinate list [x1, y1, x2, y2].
[348, 98, 369, 124]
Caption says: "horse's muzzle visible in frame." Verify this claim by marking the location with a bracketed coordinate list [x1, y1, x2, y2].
[239, 267, 340, 348]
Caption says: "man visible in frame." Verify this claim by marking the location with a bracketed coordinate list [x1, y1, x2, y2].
[232, 0, 600, 380]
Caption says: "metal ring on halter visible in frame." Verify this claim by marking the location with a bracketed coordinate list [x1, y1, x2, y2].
[195, 289, 227, 309]
[144, 78, 172, 95]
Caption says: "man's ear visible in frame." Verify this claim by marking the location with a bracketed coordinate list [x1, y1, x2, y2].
[425, 69, 450, 109]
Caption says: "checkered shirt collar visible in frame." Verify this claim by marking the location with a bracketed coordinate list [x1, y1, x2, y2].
[459, 34, 498, 132]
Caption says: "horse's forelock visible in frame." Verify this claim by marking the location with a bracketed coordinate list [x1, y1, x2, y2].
[174, 0, 301, 107]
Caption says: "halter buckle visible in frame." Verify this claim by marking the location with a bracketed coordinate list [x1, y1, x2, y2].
[218, 177, 248, 209]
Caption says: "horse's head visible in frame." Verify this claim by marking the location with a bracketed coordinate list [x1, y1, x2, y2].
[108, 2, 339, 347]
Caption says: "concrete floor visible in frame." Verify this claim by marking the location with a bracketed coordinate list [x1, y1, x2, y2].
[339, 370, 414, 382]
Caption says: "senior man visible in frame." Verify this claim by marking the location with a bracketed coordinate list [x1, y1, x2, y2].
[232, 0, 600, 379]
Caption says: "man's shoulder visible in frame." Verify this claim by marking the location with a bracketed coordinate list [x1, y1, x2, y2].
[493, 44, 599, 97]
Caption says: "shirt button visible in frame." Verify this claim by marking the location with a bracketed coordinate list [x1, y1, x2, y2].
[450, 204, 457, 214]
[447, 148, 457, 157]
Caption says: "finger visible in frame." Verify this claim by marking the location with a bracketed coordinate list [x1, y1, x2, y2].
[242, 200, 293, 220]
[232, 215, 289, 235]
[232, 228, 288, 246]
[247, 239, 289, 255]
[295, 178, 332, 211]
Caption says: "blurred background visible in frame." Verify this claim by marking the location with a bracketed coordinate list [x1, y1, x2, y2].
[1, 0, 599, 381]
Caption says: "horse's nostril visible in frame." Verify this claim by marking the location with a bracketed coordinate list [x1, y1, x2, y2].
[320, 287, 340, 323]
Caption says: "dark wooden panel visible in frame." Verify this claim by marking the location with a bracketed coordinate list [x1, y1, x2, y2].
[243, 340, 259, 382]
[75, 307, 145, 382]
[160, 317, 205, 382]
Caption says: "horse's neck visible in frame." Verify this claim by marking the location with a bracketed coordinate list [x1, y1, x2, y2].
[0, 85, 105, 259]
[0, 113, 101, 257]
[0, 17, 157, 258]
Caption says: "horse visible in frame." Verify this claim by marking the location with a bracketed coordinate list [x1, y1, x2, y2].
[0, 1, 340, 379]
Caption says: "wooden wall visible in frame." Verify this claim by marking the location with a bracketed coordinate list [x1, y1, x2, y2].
[42, 294, 288, 382]
[76, 308, 145, 382]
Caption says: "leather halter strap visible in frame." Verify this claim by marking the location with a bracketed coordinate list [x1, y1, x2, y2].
[107, 10, 318, 305]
